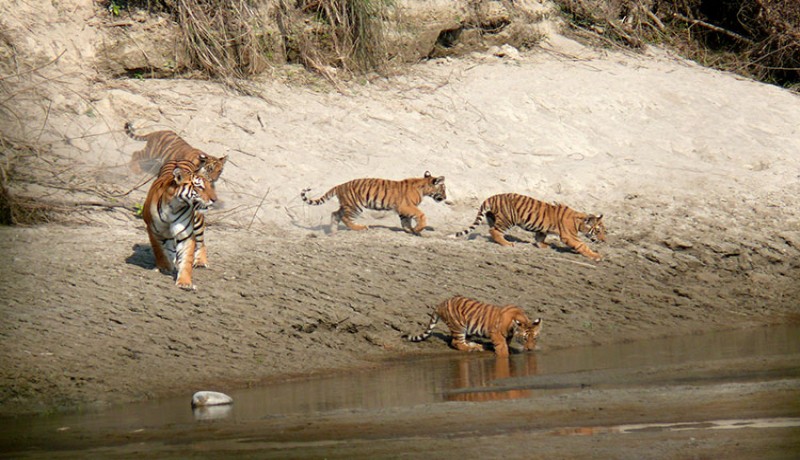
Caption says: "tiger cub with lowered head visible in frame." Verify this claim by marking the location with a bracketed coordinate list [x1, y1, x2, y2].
[126, 122, 228, 182]
[403, 295, 542, 357]
[143, 158, 217, 290]
[455, 193, 606, 261]
[301, 171, 446, 234]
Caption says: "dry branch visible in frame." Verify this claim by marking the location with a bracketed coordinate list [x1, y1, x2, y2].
[672, 12, 755, 46]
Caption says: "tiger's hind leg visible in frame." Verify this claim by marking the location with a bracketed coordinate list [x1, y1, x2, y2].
[450, 332, 485, 353]
[339, 207, 368, 231]
[489, 227, 514, 247]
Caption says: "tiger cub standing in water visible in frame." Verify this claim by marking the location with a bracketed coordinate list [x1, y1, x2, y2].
[301, 171, 446, 234]
[143, 158, 217, 290]
[127, 122, 227, 267]
[455, 193, 606, 261]
[403, 295, 542, 357]
[125, 122, 228, 182]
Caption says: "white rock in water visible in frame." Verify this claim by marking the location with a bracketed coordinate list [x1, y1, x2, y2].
[191, 391, 233, 407]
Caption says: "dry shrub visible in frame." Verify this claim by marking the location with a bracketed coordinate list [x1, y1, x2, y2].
[553, 0, 799, 88]
[174, 0, 269, 82]
[0, 137, 60, 225]
[280, 0, 392, 75]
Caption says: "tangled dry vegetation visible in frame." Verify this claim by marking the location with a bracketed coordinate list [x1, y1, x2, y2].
[102, 0, 799, 89]
[554, 0, 799, 89]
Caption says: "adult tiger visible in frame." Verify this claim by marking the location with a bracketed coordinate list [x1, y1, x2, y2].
[455, 193, 606, 261]
[143, 158, 217, 290]
[403, 295, 542, 357]
[300, 171, 446, 234]
[125, 122, 228, 182]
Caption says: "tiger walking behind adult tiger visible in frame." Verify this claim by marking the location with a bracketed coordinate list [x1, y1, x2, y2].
[126, 122, 227, 267]
[301, 171, 446, 234]
[403, 295, 542, 357]
[125, 122, 228, 182]
[455, 192, 606, 261]
[143, 158, 217, 290]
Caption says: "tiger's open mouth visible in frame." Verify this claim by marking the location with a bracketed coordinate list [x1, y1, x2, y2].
[196, 201, 214, 212]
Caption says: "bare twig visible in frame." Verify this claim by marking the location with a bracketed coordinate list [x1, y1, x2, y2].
[0, 49, 66, 82]
[248, 187, 270, 230]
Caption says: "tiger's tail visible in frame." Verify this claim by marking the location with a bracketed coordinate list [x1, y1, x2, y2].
[454, 199, 490, 237]
[124, 122, 149, 142]
[301, 187, 337, 206]
[403, 312, 440, 342]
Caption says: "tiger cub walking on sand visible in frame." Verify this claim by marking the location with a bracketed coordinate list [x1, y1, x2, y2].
[403, 295, 542, 357]
[455, 193, 606, 261]
[125, 122, 228, 182]
[301, 171, 446, 234]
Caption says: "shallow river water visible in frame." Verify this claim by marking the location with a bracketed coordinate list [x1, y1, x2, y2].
[3, 324, 799, 458]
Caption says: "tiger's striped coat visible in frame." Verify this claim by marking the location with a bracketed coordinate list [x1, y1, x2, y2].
[455, 193, 605, 261]
[126, 122, 227, 182]
[143, 159, 217, 290]
[404, 295, 542, 357]
[301, 171, 446, 234]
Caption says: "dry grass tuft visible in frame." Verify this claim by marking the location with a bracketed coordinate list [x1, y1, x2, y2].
[175, 0, 269, 86]
[279, 0, 392, 77]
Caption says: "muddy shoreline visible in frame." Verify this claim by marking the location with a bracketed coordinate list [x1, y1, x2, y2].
[1, 219, 798, 418]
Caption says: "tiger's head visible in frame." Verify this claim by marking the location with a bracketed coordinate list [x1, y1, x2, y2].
[193, 153, 227, 183]
[204, 155, 228, 183]
[422, 171, 446, 202]
[580, 214, 606, 242]
[173, 167, 217, 211]
[520, 318, 542, 352]
[503, 308, 542, 352]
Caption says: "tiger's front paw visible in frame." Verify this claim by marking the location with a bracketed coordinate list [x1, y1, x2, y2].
[176, 281, 196, 291]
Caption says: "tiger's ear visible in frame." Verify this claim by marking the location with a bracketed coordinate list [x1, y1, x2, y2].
[424, 171, 431, 178]
[172, 167, 185, 183]
[197, 153, 208, 168]
[597, 214, 604, 220]
[220, 155, 228, 165]
[434, 176, 445, 185]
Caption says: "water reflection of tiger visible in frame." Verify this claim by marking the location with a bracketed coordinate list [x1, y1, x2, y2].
[403, 295, 542, 357]
[445, 355, 537, 402]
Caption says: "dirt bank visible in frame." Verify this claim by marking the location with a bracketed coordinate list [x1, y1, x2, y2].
[1, 211, 798, 416]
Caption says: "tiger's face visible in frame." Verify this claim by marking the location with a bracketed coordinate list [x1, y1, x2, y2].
[203, 155, 228, 183]
[581, 214, 606, 242]
[174, 168, 217, 210]
[422, 171, 446, 202]
[520, 318, 542, 351]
